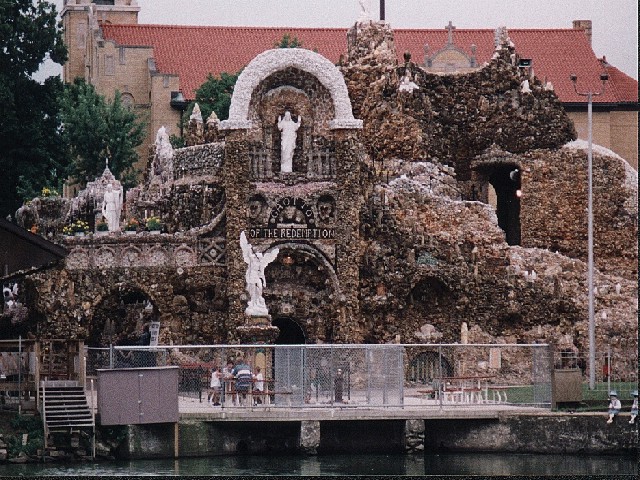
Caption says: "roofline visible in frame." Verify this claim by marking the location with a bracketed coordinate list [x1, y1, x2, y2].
[0, 218, 68, 259]
[0, 262, 63, 283]
[101, 24, 585, 33]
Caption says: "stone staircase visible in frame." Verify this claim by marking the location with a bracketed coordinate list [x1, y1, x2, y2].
[40, 381, 94, 434]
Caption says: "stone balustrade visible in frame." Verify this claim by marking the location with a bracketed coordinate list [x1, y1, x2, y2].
[62, 233, 226, 269]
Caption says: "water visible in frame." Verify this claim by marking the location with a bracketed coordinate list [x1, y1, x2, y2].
[2, 452, 636, 477]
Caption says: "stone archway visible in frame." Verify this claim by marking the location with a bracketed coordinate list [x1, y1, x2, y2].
[263, 242, 339, 343]
[485, 163, 521, 245]
[87, 285, 157, 347]
[221, 48, 362, 130]
[472, 157, 522, 246]
[272, 317, 306, 344]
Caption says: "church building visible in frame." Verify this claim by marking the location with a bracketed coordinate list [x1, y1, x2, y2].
[60, 0, 638, 169]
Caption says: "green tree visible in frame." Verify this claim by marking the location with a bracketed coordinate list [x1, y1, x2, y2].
[276, 33, 303, 48]
[184, 71, 240, 125]
[0, 0, 67, 217]
[59, 79, 146, 185]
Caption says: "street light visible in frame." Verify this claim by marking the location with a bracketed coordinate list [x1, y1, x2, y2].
[170, 91, 189, 137]
[570, 72, 608, 390]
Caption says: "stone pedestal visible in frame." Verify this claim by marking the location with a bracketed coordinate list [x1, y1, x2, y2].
[236, 315, 280, 344]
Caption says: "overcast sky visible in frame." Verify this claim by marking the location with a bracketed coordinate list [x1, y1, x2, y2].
[38, 0, 637, 80]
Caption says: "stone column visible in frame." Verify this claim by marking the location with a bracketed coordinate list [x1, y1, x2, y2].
[300, 420, 321, 455]
[333, 130, 365, 342]
[222, 131, 252, 342]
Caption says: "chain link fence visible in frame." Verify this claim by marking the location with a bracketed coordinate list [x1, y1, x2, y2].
[85, 343, 557, 409]
[554, 346, 638, 403]
[403, 343, 553, 407]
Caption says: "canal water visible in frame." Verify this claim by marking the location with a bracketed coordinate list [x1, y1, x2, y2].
[2, 452, 636, 477]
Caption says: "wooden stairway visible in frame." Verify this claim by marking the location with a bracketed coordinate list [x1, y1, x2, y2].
[40, 381, 94, 433]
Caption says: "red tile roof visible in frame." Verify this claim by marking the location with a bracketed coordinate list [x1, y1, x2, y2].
[101, 24, 637, 105]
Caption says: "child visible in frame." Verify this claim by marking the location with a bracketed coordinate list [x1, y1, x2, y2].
[209, 366, 222, 406]
[629, 390, 638, 424]
[606, 390, 621, 424]
[253, 366, 264, 405]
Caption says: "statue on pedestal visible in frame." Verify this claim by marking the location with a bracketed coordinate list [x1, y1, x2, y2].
[277, 111, 301, 173]
[240, 231, 279, 317]
[101, 183, 123, 232]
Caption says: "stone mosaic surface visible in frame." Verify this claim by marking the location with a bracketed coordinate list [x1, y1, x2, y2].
[11, 22, 637, 379]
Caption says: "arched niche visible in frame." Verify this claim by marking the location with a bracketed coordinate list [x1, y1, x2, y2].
[220, 48, 362, 131]
[87, 285, 157, 348]
[263, 242, 340, 343]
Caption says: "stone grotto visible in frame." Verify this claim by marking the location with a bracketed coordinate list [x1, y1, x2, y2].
[6, 22, 637, 379]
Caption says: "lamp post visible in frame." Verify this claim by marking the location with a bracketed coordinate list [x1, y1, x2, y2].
[570, 72, 608, 390]
[170, 91, 189, 138]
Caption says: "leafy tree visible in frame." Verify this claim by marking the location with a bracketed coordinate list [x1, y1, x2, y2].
[276, 33, 303, 48]
[184, 71, 240, 125]
[59, 79, 146, 185]
[0, 0, 67, 217]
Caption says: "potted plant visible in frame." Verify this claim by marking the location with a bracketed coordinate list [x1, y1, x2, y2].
[96, 219, 109, 235]
[68, 220, 89, 236]
[124, 218, 140, 234]
[146, 216, 162, 234]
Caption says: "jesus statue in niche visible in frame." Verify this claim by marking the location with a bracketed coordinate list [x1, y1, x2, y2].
[278, 111, 301, 173]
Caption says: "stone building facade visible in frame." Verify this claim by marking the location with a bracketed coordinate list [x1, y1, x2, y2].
[11, 21, 637, 380]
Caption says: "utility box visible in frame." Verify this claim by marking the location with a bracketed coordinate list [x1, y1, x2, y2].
[552, 369, 583, 408]
[97, 366, 179, 425]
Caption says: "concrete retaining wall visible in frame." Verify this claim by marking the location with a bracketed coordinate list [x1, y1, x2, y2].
[423, 413, 637, 454]
[115, 413, 638, 459]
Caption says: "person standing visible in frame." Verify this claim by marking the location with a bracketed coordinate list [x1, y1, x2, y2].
[222, 360, 235, 405]
[253, 366, 264, 405]
[232, 358, 253, 405]
[209, 366, 222, 406]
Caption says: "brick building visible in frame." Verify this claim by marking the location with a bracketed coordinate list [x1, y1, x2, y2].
[61, 0, 638, 170]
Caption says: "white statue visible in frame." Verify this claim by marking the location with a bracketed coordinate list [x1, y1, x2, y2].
[101, 183, 122, 232]
[277, 111, 301, 173]
[398, 73, 419, 93]
[240, 231, 279, 317]
[358, 0, 371, 22]
[190, 103, 203, 123]
[153, 126, 174, 184]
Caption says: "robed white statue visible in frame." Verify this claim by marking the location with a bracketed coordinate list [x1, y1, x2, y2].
[102, 183, 123, 232]
[277, 111, 301, 173]
[240, 231, 279, 317]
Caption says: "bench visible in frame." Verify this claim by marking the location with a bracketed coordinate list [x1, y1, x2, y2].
[488, 386, 510, 403]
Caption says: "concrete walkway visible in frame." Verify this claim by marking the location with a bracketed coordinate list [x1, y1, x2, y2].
[177, 391, 550, 422]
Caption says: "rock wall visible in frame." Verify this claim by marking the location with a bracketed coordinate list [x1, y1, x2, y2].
[11, 22, 637, 381]
[341, 23, 576, 181]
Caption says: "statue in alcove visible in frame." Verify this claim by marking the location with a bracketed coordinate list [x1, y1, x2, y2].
[278, 111, 301, 173]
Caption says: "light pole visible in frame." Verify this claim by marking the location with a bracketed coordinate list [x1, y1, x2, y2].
[570, 72, 608, 390]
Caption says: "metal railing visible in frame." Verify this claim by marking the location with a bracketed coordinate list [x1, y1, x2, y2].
[84, 343, 555, 409]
